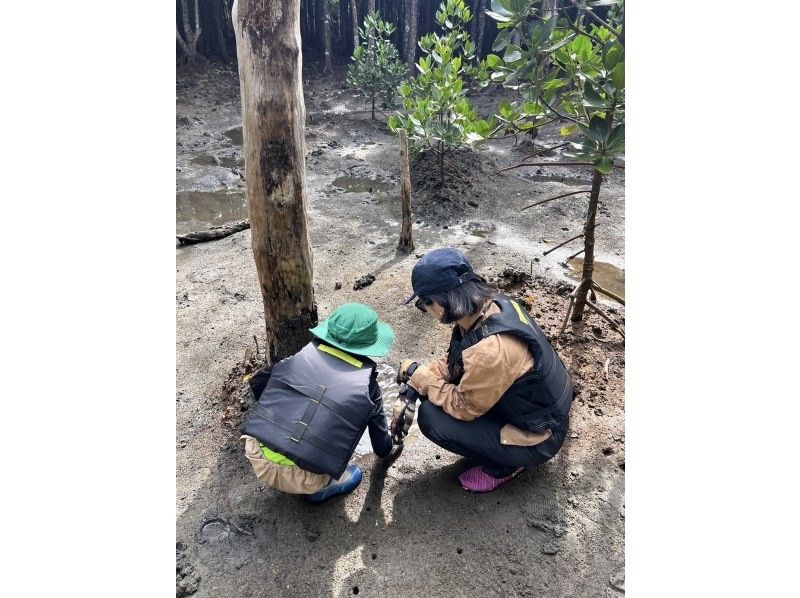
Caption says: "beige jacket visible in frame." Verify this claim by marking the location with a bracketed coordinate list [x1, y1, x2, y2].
[409, 301, 552, 447]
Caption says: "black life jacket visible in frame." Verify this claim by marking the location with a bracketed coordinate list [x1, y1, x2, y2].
[447, 294, 573, 433]
[242, 342, 374, 479]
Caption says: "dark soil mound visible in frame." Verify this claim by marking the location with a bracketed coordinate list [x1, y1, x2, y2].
[411, 148, 494, 226]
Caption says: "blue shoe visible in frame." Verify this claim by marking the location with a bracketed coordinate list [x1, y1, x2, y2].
[306, 465, 363, 504]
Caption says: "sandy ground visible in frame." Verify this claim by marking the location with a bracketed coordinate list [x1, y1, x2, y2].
[176, 57, 625, 597]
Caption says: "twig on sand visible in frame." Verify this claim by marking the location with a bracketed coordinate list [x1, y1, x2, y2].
[603, 357, 610, 381]
[592, 281, 625, 305]
[561, 279, 586, 334]
[564, 248, 585, 264]
[521, 189, 591, 211]
[586, 300, 625, 338]
[544, 233, 585, 256]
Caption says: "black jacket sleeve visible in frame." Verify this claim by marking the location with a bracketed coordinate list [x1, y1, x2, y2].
[367, 370, 393, 458]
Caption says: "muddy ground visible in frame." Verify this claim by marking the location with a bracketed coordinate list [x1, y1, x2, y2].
[176, 56, 625, 597]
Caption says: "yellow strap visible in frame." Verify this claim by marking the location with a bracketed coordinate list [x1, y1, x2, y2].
[510, 300, 532, 326]
[260, 444, 296, 467]
[317, 344, 363, 368]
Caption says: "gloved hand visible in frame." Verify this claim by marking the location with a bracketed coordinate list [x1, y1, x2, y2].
[395, 359, 418, 385]
[390, 385, 419, 444]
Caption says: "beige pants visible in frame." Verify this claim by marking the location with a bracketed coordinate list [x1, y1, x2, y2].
[242, 435, 330, 494]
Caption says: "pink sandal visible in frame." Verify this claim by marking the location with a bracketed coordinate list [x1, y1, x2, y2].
[458, 466, 525, 493]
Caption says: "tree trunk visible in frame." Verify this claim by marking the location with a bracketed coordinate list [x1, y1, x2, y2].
[404, 0, 419, 72]
[397, 131, 415, 253]
[470, 0, 481, 45]
[177, 0, 202, 62]
[367, 0, 376, 13]
[571, 169, 603, 321]
[232, 0, 318, 363]
[438, 143, 444, 187]
[541, 0, 558, 20]
[323, 0, 333, 72]
[475, 0, 486, 59]
[350, 0, 359, 55]
[215, 0, 230, 61]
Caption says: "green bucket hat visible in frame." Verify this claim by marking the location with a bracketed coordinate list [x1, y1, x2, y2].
[309, 303, 395, 358]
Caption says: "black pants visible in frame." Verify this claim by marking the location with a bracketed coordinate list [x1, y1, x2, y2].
[417, 400, 566, 478]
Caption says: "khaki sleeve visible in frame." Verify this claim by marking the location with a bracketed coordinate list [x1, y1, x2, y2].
[409, 356, 449, 396]
[416, 334, 534, 421]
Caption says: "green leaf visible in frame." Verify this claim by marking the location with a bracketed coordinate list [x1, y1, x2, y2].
[583, 81, 607, 108]
[504, 49, 522, 63]
[484, 53, 502, 68]
[485, 10, 512, 23]
[499, 99, 514, 119]
[560, 124, 578, 137]
[606, 123, 624, 153]
[490, 0, 514, 18]
[589, 0, 621, 7]
[522, 101, 541, 115]
[466, 131, 485, 143]
[541, 78, 567, 90]
[493, 28, 512, 52]
[603, 41, 624, 70]
[595, 155, 614, 174]
[587, 116, 610, 142]
[611, 62, 625, 91]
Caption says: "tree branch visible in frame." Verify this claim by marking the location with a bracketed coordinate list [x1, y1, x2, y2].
[497, 161, 594, 174]
[586, 299, 625, 338]
[592, 281, 624, 305]
[539, 94, 583, 126]
[521, 188, 591, 211]
[567, 0, 619, 36]
[522, 141, 571, 161]
[543, 232, 584, 255]
[563, 248, 584, 264]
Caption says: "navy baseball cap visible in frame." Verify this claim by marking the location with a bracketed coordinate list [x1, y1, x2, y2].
[403, 248, 481, 304]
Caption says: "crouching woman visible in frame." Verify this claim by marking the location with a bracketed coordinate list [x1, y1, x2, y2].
[392, 248, 573, 493]
[242, 303, 395, 503]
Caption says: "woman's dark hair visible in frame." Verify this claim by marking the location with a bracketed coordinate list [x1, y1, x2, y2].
[422, 279, 496, 324]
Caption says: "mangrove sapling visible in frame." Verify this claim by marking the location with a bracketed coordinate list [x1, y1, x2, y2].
[483, 1, 625, 333]
[388, 0, 494, 187]
[347, 12, 406, 120]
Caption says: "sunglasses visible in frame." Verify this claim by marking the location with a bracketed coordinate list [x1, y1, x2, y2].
[415, 297, 432, 313]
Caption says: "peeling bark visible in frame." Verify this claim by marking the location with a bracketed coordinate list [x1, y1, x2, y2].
[397, 131, 415, 253]
[232, 0, 318, 362]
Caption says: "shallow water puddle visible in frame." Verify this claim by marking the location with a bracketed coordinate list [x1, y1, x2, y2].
[566, 258, 625, 300]
[191, 154, 243, 168]
[330, 175, 394, 193]
[176, 190, 247, 234]
[224, 126, 243, 145]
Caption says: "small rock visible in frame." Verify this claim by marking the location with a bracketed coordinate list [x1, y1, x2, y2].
[594, 408, 604, 416]
[353, 274, 376, 291]
[467, 200, 479, 207]
[334, 281, 342, 290]
[609, 572, 625, 591]
[542, 543, 559, 555]
[202, 131, 212, 137]
[305, 529, 320, 542]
